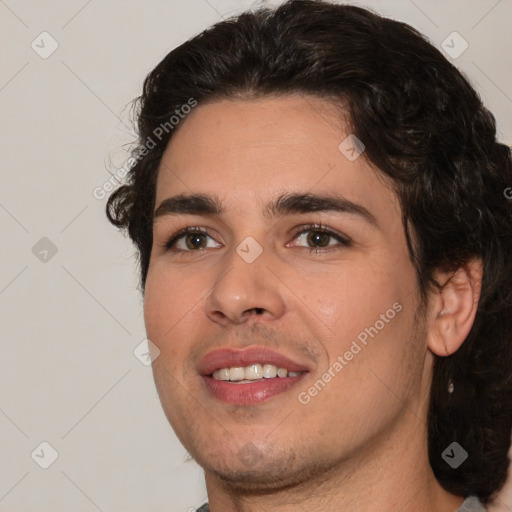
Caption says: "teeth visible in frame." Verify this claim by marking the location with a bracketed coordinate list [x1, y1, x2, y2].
[211, 363, 302, 381]
[228, 367, 245, 381]
[245, 364, 263, 380]
[262, 364, 277, 378]
[212, 368, 230, 381]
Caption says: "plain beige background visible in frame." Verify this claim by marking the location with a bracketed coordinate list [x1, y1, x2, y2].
[1, 1, 511, 511]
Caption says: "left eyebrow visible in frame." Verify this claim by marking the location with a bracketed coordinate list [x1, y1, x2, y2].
[264, 192, 379, 228]
[153, 191, 379, 228]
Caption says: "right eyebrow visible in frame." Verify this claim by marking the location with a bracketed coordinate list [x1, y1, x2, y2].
[153, 194, 222, 220]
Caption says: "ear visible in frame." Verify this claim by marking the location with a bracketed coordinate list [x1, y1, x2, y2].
[426, 258, 483, 356]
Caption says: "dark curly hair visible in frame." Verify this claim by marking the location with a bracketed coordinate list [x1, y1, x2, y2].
[106, 0, 512, 502]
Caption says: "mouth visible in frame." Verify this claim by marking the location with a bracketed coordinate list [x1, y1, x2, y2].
[198, 346, 310, 405]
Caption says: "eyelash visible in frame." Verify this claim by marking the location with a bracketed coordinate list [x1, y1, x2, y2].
[163, 224, 351, 255]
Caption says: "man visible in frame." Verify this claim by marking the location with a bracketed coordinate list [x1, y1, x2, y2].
[106, 1, 512, 510]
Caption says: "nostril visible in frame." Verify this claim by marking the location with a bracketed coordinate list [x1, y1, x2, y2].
[244, 307, 265, 316]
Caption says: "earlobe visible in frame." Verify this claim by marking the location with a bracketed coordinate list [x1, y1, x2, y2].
[427, 258, 483, 357]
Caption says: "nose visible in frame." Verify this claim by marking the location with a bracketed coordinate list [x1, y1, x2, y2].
[204, 246, 286, 325]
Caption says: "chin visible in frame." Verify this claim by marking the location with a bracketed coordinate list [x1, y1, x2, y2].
[197, 442, 333, 492]
[207, 464, 305, 492]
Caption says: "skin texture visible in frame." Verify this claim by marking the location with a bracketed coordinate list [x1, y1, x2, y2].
[144, 94, 483, 512]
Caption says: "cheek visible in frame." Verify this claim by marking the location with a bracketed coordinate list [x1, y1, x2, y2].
[308, 263, 402, 335]
[324, 262, 420, 388]
[297, 268, 422, 447]
[144, 266, 206, 429]
[143, 264, 203, 362]
[307, 251, 418, 372]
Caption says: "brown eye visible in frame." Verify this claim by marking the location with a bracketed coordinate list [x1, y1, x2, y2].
[185, 233, 207, 250]
[290, 224, 351, 254]
[165, 228, 221, 252]
[306, 230, 331, 248]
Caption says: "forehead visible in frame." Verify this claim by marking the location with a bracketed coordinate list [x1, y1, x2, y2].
[154, 94, 398, 219]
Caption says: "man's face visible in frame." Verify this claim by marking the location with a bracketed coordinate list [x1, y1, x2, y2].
[144, 94, 429, 488]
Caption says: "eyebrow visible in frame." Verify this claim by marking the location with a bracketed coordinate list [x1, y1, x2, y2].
[153, 192, 379, 228]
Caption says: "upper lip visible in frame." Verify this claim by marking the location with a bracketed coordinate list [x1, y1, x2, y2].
[198, 346, 311, 376]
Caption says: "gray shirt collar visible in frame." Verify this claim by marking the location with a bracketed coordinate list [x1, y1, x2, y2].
[457, 496, 488, 512]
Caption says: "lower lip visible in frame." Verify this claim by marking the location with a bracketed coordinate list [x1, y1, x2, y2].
[202, 374, 308, 405]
